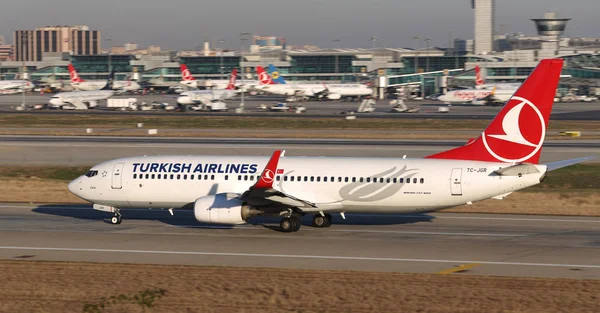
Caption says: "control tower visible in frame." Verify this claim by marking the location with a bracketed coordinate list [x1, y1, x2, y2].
[532, 12, 570, 57]
[472, 0, 495, 55]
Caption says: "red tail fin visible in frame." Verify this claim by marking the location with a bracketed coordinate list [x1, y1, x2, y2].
[254, 150, 283, 189]
[226, 69, 237, 90]
[426, 59, 563, 164]
[68, 64, 84, 83]
[180, 64, 195, 81]
[256, 66, 274, 85]
[475, 65, 484, 86]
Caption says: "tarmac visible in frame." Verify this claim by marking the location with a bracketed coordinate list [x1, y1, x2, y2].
[0, 203, 598, 279]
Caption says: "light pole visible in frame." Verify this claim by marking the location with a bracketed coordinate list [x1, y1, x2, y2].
[219, 39, 225, 80]
[106, 38, 113, 74]
[333, 39, 340, 75]
[239, 32, 250, 108]
[370, 36, 377, 50]
[21, 32, 28, 107]
[412, 36, 420, 74]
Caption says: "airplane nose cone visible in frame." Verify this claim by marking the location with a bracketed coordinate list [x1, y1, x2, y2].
[68, 177, 82, 196]
[177, 96, 193, 105]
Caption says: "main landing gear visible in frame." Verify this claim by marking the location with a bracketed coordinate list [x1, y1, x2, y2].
[280, 216, 301, 232]
[110, 208, 122, 225]
[312, 214, 332, 228]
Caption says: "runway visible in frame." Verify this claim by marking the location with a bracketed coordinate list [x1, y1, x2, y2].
[0, 203, 598, 279]
[0, 135, 597, 165]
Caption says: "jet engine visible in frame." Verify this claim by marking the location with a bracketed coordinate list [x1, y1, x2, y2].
[194, 193, 259, 224]
[326, 93, 342, 100]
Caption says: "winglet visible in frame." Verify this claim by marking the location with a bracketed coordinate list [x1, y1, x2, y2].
[253, 150, 284, 189]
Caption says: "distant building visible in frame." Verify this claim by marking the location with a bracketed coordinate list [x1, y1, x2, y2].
[251, 35, 286, 52]
[472, 0, 494, 54]
[124, 42, 138, 51]
[0, 36, 12, 61]
[13, 25, 101, 61]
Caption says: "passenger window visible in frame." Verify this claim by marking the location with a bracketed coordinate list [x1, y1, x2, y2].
[225, 175, 229, 181]
[190, 175, 194, 180]
[352, 177, 356, 182]
[151, 174, 155, 179]
[400, 178, 404, 183]
[359, 178, 363, 183]
[304, 176, 308, 182]
[177, 174, 181, 180]
[323, 177, 327, 182]
[204, 175, 208, 180]
[250, 175, 254, 181]
[170, 174, 174, 179]
[413, 178, 417, 184]
[145, 174, 149, 179]
[310, 176, 314, 182]
[393, 178, 397, 183]
[211, 175, 215, 180]
[366, 177, 371, 183]
[183, 175, 187, 180]
[297, 176, 301, 182]
[244, 175, 248, 181]
[406, 178, 410, 184]
[386, 178, 390, 183]
[238, 175, 241, 181]
[276, 176, 280, 181]
[380, 178, 384, 183]
[420, 178, 424, 184]
[133, 174, 137, 179]
[316, 177, 321, 182]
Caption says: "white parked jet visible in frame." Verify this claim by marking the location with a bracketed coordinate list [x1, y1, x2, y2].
[49, 71, 114, 109]
[438, 66, 519, 104]
[255, 65, 373, 100]
[68, 59, 592, 231]
[0, 79, 33, 94]
[179, 64, 257, 91]
[474, 65, 521, 90]
[177, 68, 238, 106]
[69, 64, 140, 92]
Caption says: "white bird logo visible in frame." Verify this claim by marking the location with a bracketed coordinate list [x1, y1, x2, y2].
[488, 100, 537, 147]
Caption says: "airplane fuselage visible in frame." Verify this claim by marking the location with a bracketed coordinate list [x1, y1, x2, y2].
[69, 155, 545, 213]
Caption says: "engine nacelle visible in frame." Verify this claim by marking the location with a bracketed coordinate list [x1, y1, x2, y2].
[194, 193, 255, 225]
[327, 93, 342, 100]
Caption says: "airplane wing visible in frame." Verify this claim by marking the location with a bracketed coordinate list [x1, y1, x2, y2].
[69, 99, 88, 110]
[238, 150, 317, 210]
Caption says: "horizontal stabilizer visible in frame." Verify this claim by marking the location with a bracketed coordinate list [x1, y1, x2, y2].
[545, 156, 596, 172]
[493, 163, 540, 176]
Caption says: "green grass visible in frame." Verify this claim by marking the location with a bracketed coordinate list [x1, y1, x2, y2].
[0, 165, 599, 192]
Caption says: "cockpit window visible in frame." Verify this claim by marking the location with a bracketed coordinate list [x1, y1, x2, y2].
[85, 170, 98, 178]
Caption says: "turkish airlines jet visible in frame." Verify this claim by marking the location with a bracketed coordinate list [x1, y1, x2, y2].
[68, 59, 592, 232]
[255, 65, 373, 100]
[49, 71, 115, 109]
[68, 64, 141, 92]
[179, 64, 257, 91]
[177, 69, 238, 106]
[474, 65, 521, 90]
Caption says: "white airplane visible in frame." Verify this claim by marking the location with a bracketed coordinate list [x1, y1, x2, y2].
[69, 64, 141, 92]
[255, 65, 373, 100]
[49, 72, 114, 109]
[0, 79, 33, 94]
[68, 59, 592, 232]
[437, 66, 519, 104]
[177, 68, 238, 106]
[474, 65, 521, 90]
[179, 64, 257, 91]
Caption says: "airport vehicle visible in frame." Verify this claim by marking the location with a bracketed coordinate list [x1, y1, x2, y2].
[69, 59, 591, 232]
[49, 72, 114, 109]
[68, 64, 141, 92]
[256, 65, 373, 100]
[179, 64, 257, 90]
[177, 69, 238, 106]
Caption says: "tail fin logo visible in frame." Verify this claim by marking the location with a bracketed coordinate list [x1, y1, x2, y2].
[258, 72, 272, 85]
[482, 96, 545, 163]
[227, 69, 237, 90]
[475, 65, 484, 85]
[271, 71, 280, 80]
[261, 169, 275, 184]
[182, 69, 193, 81]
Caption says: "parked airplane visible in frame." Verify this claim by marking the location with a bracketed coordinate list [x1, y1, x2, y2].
[68, 59, 591, 232]
[474, 65, 521, 90]
[256, 65, 373, 100]
[0, 79, 33, 94]
[177, 68, 238, 106]
[179, 64, 257, 90]
[49, 71, 115, 109]
[69, 64, 140, 92]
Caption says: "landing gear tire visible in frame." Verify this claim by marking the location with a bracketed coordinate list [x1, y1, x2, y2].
[110, 215, 122, 225]
[281, 217, 301, 232]
[312, 214, 332, 228]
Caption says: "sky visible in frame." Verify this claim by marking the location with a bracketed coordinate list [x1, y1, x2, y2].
[0, 0, 598, 50]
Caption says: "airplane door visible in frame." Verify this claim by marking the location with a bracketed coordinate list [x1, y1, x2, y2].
[111, 163, 125, 189]
[450, 168, 462, 196]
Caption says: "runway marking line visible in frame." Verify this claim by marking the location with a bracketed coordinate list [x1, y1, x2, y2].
[0, 246, 599, 269]
[436, 263, 481, 275]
